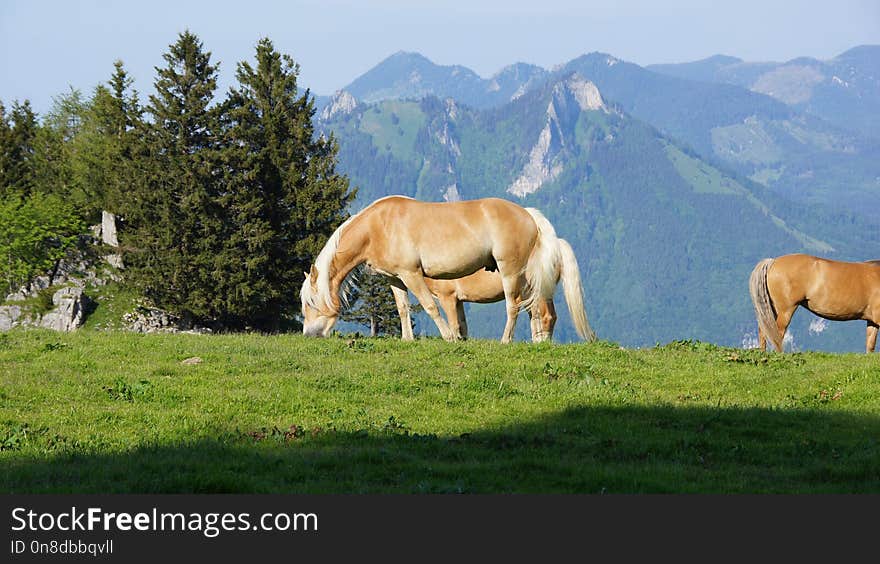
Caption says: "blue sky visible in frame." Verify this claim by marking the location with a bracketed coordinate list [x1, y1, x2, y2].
[2, 0, 878, 115]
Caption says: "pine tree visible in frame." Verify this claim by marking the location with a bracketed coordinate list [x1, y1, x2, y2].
[220, 37, 355, 330]
[0, 100, 39, 197]
[0, 103, 11, 193]
[120, 30, 224, 323]
[32, 88, 87, 213]
[73, 60, 143, 220]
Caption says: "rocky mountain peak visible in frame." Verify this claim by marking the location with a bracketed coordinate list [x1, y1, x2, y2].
[556, 73, 606, 112]
[506, 75, 611, 198]
[320, 90, 359, 121]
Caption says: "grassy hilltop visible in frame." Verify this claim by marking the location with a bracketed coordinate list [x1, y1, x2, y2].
[1, 329, 879, 494]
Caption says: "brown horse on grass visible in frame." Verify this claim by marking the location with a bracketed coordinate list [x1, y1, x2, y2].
[300, 196, 560, 343]
[392, 238, 596, 342]
[749, 253, 880, 353]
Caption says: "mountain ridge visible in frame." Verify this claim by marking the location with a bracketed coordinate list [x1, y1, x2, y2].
[647, 44, 880, 138]
[326, 47, 880, 220]
[344, 51, 550, 109]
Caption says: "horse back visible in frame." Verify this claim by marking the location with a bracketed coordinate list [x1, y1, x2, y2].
[380, 196, 533, 224]
[773, 253, 880, 284]
[361, 196, 538, 279]
[769, 253, 880, 318]
[370, 197, 536, 248]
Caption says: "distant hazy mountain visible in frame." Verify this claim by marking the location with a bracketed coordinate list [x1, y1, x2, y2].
[317, 77, 879, 351]
[343, 51, 549, 109]
[645, 54, 746, 83]
[648, 45, 880, 139]
[556, 52, 880, 218]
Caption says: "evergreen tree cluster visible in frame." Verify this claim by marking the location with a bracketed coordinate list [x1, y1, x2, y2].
[0, 31, 356, 331]
[0, 99, 83, 295]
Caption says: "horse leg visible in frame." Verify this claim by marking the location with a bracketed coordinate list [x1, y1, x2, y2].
[438, 293, 463, 340]
[867, 321, 878, 353]
[529, 308, 540, 342]
[528, 299, 556, 343]
[398, 272, 455, 341]
[758, 328, 766, 351]
[542, 299, 557, 342]
[456, 300, 468, 340]
[529, 301, 546, 342]
[390, 284, 413, 341]
[499, 273, 525, 344]
[773, 306, 797, 352]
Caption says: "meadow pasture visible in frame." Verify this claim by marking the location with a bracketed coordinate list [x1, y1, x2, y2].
[1, 329, 878, 493]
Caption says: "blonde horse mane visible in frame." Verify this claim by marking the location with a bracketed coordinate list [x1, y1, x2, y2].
[304, 195, 413, 312]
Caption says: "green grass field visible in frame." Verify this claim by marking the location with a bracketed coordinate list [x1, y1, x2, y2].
[1, 329, 879, 493]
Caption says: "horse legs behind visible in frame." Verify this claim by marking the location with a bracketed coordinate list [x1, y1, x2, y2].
[526, 300, 557, 343]
[391, 283, 465, 341]
[437, 293, 464, 340]
[455, 301, 468, 339]
[397, 271, 456, 341]
[540, 299, 557, 342]
[529, 309, 541, 342]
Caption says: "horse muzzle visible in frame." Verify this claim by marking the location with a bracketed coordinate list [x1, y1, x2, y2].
[303, 316, 337, 337]
[303, 320, 326, 337]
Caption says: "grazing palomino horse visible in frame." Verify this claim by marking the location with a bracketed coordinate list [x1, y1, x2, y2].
[300, 196, 560, 343]
[391, 238, 596, 343]
[749, 253, 880, 353]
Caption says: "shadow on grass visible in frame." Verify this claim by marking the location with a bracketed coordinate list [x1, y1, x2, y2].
[3, 404, 879, 494]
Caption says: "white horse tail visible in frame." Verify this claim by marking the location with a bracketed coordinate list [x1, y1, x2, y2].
[748, 258, 780, 351]
[557, 238, 596, 341]
[522, 208, 562, 313]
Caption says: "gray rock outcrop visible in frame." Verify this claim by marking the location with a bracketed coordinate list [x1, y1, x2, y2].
[122, 302, 212, 334]
[101, 210, 119, 247]
[0, 286, 91, 332]
[40, 287, 91, 332]
[0, 304, 24, 331]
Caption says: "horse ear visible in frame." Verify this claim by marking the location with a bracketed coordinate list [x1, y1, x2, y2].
[309, 265, 318, 283]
